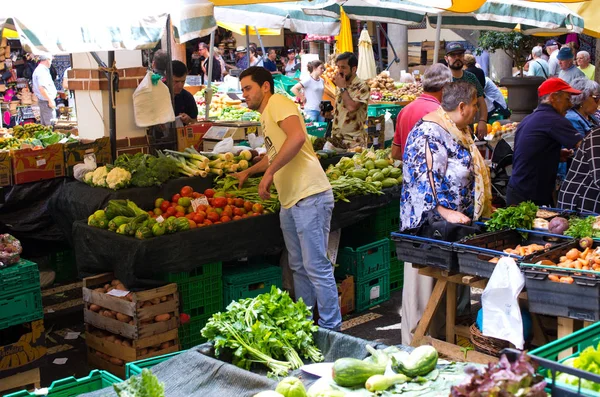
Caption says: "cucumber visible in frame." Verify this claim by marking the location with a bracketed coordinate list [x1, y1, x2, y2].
[332, 358, 386, 387]
[381, 178, 399, 188]
[391, 345, 438, 377]
[365, 374, 409, 392]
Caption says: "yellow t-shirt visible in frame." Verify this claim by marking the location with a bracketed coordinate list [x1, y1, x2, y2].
[261, 94, 331, 209]
[579, 64, 596, 80]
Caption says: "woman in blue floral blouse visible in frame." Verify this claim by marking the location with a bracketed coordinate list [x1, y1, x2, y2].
[401, 81, 492, 231]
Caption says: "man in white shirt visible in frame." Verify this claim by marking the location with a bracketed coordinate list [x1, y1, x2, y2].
[527, 46, 550, 79]
[546, 40, 561, 77]
[32, 54, 57, 125]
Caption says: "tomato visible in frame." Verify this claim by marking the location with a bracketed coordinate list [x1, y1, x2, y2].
[233, 198, 244, 208]
[244, 201, 253, 212]
[207, 212, 220, 222]
[227, 198, 235, 205]
[252, 212, 261, 216]
[160, 200, 171, 212]
[204, 189, 216, 198]
[193, 213, 205, 224]
[175, 212, 185, 218]
[204, 220, 213, 226]
[196, 210, 207, 219]
[147, 211, 155, 217]
[196, 204, 207, 212]
[180, 186, 193, 198]
[188, 219, 197, 228]
[175, 205, 185, 214]
[233, 207, 246, 216]
[166, 207, 176, 216]
[214, 221, 222, 224]
[233, 215, 243, 221]
[252, 203, 264, 214]
[213, 197, 228, 208]
[242, 214, 249, 218]
[185, 213, 195, 220]
[180, 313, 191, 324]
[153, 208, 163, 216]
[214, 208, 223, 215]
[172, 193, 181, 203]
[208, 198, 214, 206]
[220, 216, 231, 223]
[197, 223, 206, 228]
[192, 192, 201, 199]
[155, 198, 165, 208]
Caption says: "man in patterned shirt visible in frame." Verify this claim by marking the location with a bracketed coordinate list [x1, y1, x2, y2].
[331, 52, 370, 148]
[444, 42, 488, 140]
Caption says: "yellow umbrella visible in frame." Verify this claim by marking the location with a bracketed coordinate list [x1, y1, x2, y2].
[566, 1, 600, 37]
[335, 6, 353, 54]
[1, 28, 18, 39]
[217, 21, 281, 35]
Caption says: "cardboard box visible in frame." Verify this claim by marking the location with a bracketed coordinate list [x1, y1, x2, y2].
[367, 116, 385, 148]
[209, 121, 262, 140]
[202, 138, 245, 152]
[338, 275, 355, 316]
[11, 144, 65, 185]
[63, 137, 111, 176]
[0, 151, 12, 187]
[116, 136, 150, 156]
[0, 319, 46, 377]
[176, 121, 213, 152]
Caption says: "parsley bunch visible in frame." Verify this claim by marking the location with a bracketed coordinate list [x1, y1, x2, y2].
[565, 216, 600, 239]
[485, 201, 538, 234]
[201, 285, 323, 377]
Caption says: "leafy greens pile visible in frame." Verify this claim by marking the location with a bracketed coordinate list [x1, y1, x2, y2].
[201, 285, 323, 377]
[565, 216, 600, 239]
[555, 342, 600, 392]
[450, 353, 546, 396]
[485, 201, 538, 234]
[330, 176, 384, 203]
[113, 369, 164, 397]
[114, 153, 179, 187]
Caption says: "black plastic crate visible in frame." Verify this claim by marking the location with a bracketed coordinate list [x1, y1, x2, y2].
[521, 240, 600, 321]
[454, 229, 573, 278]
[391, 232, 458, 272]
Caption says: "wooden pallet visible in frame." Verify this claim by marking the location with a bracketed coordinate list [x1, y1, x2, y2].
[0, 367, 41, 395]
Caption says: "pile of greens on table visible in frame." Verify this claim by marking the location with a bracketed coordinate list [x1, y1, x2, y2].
[485, 201, 538, 233]
[201, 286, 323, 377]
[114, 152, 179, 187]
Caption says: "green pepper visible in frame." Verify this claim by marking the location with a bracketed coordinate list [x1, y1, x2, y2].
[152, 223, 166, 237]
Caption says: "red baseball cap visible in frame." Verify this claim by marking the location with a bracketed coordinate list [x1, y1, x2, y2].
[538, 78, 581, 97]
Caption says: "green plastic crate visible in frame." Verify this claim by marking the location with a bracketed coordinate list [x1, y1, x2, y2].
[390, 258, 404, 292]
[529, 321, 600, 396]
[126, 351, 185, 378]
[0, 259, 39, 299]
[342, 200, 400, 247]
[307, 122, 328, 138]
[177, 275, 222, 317]
[49, 250, 78, 283]
[223, 264, 282, 308]
[368, 104, 403, 119]
[336, 238, 390, 279]
[0, 287, 43, 330]
[179, 315, 210, 349]
[160, 262, 222, 284]
[356, 269, 390, 312]
[4, 370, 122, 397]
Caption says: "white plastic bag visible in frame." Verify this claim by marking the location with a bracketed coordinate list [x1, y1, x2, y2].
[384, 111, 395, 142]
[212, 137, 234, 153]
[481, 257, 525, 349]
[247, 133, 264, 149]
[132, 72, 175, 127]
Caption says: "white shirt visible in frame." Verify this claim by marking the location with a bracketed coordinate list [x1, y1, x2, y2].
[548, 50, 560, 77]
[484, 77, 507, 111]
[300, 76, 324, 111]
[32, 64, 57, 102]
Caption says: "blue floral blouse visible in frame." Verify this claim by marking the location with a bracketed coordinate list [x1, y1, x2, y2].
[400, 120, 475, 230]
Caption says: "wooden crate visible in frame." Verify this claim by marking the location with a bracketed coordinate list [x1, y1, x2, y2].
[0, 367, 41, 395]
[86, 326, 179, 379]
[82, 273, 179, 340]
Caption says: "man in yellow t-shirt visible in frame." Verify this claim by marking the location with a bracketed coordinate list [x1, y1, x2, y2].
[233, 67, 342, 331]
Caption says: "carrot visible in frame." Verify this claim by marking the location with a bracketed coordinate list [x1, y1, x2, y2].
[560, 276, 574, 284]
[548, 274, 560, 282]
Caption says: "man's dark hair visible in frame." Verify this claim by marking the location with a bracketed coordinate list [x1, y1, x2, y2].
[240, 66, 274, 94]
[172, 60, 188, 78]
[336, 52, 358, 69]
[268, 48, 277, 55]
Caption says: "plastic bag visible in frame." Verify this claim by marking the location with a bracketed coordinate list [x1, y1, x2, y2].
[133, 71, 175, 127]
[73, 154, 97, 182]
[247, 133, 264, 149]
[212, 137, 234, 153]
[481, 257, 525, 349]
[384, 111, 395, 142]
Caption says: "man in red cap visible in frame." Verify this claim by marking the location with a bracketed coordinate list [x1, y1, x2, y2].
[507, 78, 582, 206]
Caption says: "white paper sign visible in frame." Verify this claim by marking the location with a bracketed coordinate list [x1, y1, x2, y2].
[53, 358, 68, 365]
[107, 289, 130, 297]
[36, 159, 46, 167]
[33, 388, 49, 395]
[191, 197, 209, 211]
[370, 286, 380, 300]
[64, 332, 80, 340]
[156, 215, 165, 224]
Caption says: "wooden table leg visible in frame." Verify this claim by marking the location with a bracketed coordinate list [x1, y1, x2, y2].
[530, 313, 549, 347]
[411, 278, 447, 347]
[557, 317, 575, 359]
[446, 282, 457, 345]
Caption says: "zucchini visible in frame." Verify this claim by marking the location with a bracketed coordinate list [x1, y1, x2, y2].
[135, 226, 153, 240]
[108, 216, 134, 231]
[365, 374, 409, 392]
[332, 358, 386, 387]
[381, 178, 399, 188]
[391, 345, 438, 377]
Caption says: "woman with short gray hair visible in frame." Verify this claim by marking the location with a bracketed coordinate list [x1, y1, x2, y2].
[566, 77, 600, 139]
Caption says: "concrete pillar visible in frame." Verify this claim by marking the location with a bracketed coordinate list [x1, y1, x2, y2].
[387, 24, 408, 81]
[489, 51, 513, 81]
[71, 51, 147, 140]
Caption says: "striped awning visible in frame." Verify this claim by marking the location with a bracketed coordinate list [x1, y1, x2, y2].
[303, 0, 433, 25]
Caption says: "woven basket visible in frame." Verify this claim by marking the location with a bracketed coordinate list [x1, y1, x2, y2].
[470, 323, 513, 357]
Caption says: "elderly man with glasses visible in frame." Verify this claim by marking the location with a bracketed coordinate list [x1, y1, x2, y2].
[576, 51, 596, 81]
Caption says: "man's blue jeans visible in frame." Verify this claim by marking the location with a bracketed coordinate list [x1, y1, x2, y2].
[279, 189, 342, 330]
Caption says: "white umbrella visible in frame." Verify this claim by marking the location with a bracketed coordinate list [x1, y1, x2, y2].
[357, 28, 377, 80]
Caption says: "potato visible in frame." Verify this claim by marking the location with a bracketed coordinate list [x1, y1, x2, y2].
[111, 279, 121, 287]
[94, 288, 105, 293]
[154, 313, 171, 322]
[103, 284, 111, 291]
[126, 293, 133, 302]
[150, 298, 161, 305]
[89, 304, 101, 312]
[102, 310, 116, 320]
[109, 357, 124, 366]
[138, 348, 149, 356]
[115, 284, 127, 291]
[160, 341, 172, 350]
[129, 320, 134, 325]
[105, 335, 116, 342]
[140, 319, 153, 325]
[148, 348, 158, 354]
[167, 295, 174, 301]
[113, 338, 123, 345]
[141, 301, 153, 308]
[566, 248, 580, 261]
[160, 296, 167, 302]
[116, 313, 132, 323]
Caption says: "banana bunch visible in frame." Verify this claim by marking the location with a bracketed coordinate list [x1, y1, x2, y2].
[0, 137, 21, 151]
[12, 124, 52, 140]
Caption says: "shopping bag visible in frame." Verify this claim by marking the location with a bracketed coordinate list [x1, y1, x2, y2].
[481, 256, 525, 349]
[384, 111, 395, 142]
[133, 71, 175, 127]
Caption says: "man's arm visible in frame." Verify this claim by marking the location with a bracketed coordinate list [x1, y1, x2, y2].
[39, 86, 56, 108]
[340, 90, 361, 112]
[291, 83, 305, 103]
[476, 96, 488, 140]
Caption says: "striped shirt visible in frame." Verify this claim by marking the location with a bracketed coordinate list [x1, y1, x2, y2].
[558, 127, 600, 213]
